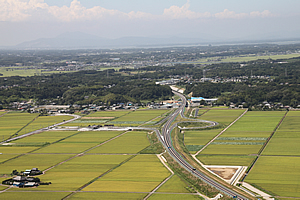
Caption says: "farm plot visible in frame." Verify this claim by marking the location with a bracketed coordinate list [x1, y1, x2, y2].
[198, 109, 245, 126]
[12, 131, 78, 145]
[64, 110, 132, 127]
[70, 193, 146, 200]
[245, 156, 300, 197]
[108, 109, 169, 126]
[83, 154, 171, 192]
[0, 112, 39, 138]
[0, 146, 38, 154]
[184, 109, 245, 154]
[184, 129, 223, 153]
[156, 175, 194, 193]
[23, 154, 132, 191]
[87, 110, 132, 118]
[0, 154, 72, 174]
[0, 192, 70, 200]
[17, 115, 73, 136]
[199, 111, 285, 157]
[87, 131, 149, 154]
[149, 194, 201, 200]
[196, 155, 256, 166]
[32, 131, 122, 154]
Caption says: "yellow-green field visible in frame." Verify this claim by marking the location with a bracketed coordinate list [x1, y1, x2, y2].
[191, 53, 300, 64]
[87, 131, 150, 154]
[108, 109, 169, 126]
[245, 111, 300, 197]
[245, 156, 300, 197]
[83, 155, 171, 192]
[198, 111, 285, 157]
[0, 112, 39, 138]
[17, 115, 73, 136]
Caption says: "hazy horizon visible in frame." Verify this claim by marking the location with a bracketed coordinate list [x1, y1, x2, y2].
[1, 0, 300, 47]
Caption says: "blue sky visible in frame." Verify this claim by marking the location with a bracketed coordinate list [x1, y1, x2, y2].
[0, 0, 300, 46]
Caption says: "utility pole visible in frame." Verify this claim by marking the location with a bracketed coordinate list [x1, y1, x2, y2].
[203, 69, 206, 82]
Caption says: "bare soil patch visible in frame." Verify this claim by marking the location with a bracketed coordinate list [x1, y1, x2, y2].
[207, 167, 238, 180]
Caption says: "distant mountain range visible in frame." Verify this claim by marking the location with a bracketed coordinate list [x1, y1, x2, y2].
[12, 32, 212, 50]
[2, 31, 300, 50]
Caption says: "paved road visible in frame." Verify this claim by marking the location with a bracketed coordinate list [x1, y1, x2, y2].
[160, 91, 248, 199]
[0, 114, 81, 144]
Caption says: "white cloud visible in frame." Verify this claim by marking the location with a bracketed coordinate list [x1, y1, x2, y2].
[0, 0, 274, 22]
[163, 0, 211, 19]
[0, 0, 48, 21]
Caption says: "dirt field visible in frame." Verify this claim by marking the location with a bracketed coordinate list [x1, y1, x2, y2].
[207, 167, 238, 180]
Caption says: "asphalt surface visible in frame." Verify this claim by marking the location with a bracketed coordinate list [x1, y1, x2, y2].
[0, 114, 81, 144]
[159, 91, 248, 199]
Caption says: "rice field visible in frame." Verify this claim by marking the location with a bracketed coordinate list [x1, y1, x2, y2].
[83, 155, 171, 192]
[32, 131, 122, 154]
[196, 155, 256, 166]
[87, 131, 150, 154]
[32, 155, 131, 191]
[156, 175, 193, 193]
[70, 193, 146, 200]
[17, 115, 73, 136]
[149, 194, 202, 200]
[13, 131, 78, 144]
[244, 111, 300, 197]
[0, 154, 73, 174]
[198, 111, 285, 156]
[0, 112, 39, 138]
[198, 109, 245, 126]
[87, 110, 132, 118]
[184, 129, 223, 153]
[108, 109, 169, 126]
[0, 192, 71, 200]
[245, 156, 300, 197]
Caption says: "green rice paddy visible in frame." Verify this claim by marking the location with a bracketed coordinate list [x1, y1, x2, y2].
[0, 154, 73, 174]
[109, 109, 169, 126]
[198, 111, 285, 156]
[87, 131, 150, 154]
[149, 194, 202, 200]
[0, 192, 71, 200]
[198, 109, 245, 126]
[83, 155, 171, 192]
[245, 156, 300, 197]
[0, 112, 39, 138]
[70, 193, 146, 200]
[196, 155, 256, 166]
[156, 175, 193, 193]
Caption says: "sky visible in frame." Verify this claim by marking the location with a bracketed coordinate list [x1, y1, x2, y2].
[0, 0, 300, 46]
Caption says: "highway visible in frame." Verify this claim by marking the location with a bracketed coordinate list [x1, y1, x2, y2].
[159, 91, 248, 199]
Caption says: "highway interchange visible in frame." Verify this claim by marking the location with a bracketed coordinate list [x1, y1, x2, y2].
[157, 91, 249, 199]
